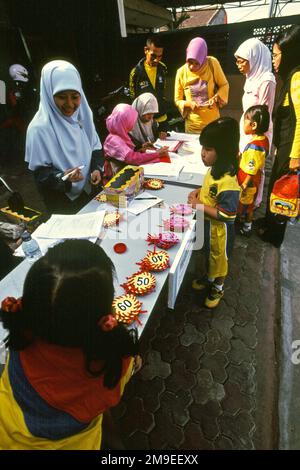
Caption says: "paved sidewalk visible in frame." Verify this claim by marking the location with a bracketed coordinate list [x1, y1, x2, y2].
[279, 220, 300, 449]
[111, 231, 279, 450]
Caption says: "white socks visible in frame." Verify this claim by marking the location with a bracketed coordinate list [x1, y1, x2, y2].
[213, 283, 224, 292]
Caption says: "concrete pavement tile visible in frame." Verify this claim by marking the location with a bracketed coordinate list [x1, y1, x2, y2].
[149, 411, 185, 449]
[165, 360, 196, 393]
[218, 411, 256, 449]
[180, 423, 214, 450]
[232, 304, 256, 327]
[204, 329, 231, 354]
[233, 324, 258, 349]
[201, 351, 229, 383]
[214, 435, 234, 449]
[223, 290, 239, 309]
[125, 431, 150, 450]
[140, 350, 171, 381]
[228, 338, 254, 365]
[160, 390, 192, 426]
[193, 369, 225, 404]
[200, 415, 220, 440]
[120, 397, 155, 436]
[151, 334, 179, 362]
[227, 363, 256, 394]
[189, 400, 222, 421]
[237, 295, 259, 314]
[180, 323, 206, 347]
[133, 377, 165, 413]
[222, 381, 255, 415]
[158, 312, 186, 337]
[175, 343, 204, 372]
[186, 312, 211, 334]
[211, 313, 234, 339]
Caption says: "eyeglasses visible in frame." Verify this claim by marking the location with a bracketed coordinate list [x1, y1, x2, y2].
[272, 52, 282, 59]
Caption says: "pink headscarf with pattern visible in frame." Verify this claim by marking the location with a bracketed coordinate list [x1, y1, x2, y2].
[104, 103, 138, 159]
[186, 37, 208, 67]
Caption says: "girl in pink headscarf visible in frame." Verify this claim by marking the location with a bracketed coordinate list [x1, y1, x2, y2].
[103, 103, 168, 182]
[175, 37, 229, 133]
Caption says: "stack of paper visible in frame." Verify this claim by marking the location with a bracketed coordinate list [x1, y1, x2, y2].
[166, 131, 200, 142]
[127, 192, 163, 216]
[14, 211, 106, 257]
[155, 138, 182, 152]
[34, 211, 105, 239]
[142, 162, 184, 178]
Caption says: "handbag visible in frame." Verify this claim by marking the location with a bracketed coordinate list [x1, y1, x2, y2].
[270, 171, 300, 218]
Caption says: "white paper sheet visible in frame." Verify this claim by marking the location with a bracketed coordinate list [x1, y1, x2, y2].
[126, 192, 163, 215]
[32, 211, 105, 239]
[166, 131, 200, 142]
[141, 162, 184, 177]
[154, 138, 182, 152]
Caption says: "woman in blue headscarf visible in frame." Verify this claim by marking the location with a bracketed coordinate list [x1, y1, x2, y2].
[25, 60, 104, 214]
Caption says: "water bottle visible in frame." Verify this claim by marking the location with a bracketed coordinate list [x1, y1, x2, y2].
[21, 231, 42, 263]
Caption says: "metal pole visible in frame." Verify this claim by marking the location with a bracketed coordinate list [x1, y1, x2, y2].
[268, 0, 277, 17]
[117, 0, 127, 38]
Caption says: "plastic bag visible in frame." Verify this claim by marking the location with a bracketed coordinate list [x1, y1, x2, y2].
[270, 172, 300, 218]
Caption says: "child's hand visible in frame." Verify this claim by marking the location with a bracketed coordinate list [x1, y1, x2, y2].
[157, 146, 169, 157]
[159, 131, 168, 140]
[132, 355, 142, 374]
[141, 142, 155, 151]
[188, 188, 200, 208]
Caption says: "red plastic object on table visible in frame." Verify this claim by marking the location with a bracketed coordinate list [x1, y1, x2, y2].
[113, 243, 127, 254]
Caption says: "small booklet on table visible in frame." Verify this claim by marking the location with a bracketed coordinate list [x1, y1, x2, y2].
[154, 138, 182, 152]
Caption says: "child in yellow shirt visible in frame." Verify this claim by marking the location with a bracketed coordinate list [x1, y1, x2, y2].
[188, 117, 240, 308]
[237, 105, 269, 236]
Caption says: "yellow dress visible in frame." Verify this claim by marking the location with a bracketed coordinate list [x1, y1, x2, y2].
[200, 168, 240, 278]
[174, 57, 229, 134]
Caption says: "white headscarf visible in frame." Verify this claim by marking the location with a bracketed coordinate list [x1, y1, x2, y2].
[235, 38, 276, 92]
[130, 93, 159, 144]
[25, 60, 101, 199]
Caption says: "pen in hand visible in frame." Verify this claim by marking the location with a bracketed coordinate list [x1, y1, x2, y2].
[62, 165, 85, 181]
[134, 197, 158, 200]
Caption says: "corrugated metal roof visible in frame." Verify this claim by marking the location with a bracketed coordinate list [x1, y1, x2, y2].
[178, 8, 221, 27]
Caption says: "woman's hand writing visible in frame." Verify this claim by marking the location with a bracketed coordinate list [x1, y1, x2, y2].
[157, 146, 169, 157]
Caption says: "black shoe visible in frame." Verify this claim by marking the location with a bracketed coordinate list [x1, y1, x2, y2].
[258, 231, 282, 248]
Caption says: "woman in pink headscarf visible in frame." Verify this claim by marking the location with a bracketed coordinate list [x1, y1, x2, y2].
[175, 37, 229, 133]
[103, 103, 168, 183]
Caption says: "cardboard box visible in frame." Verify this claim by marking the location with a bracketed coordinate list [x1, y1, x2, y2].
[1, 206, 42, 224]
[103, 165, 144, 207]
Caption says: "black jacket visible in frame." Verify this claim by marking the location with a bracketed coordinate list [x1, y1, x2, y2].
[129, 58, 167, 118]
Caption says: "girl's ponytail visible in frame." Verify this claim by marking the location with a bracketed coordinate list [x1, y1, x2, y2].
[0, 296, 33, 349]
